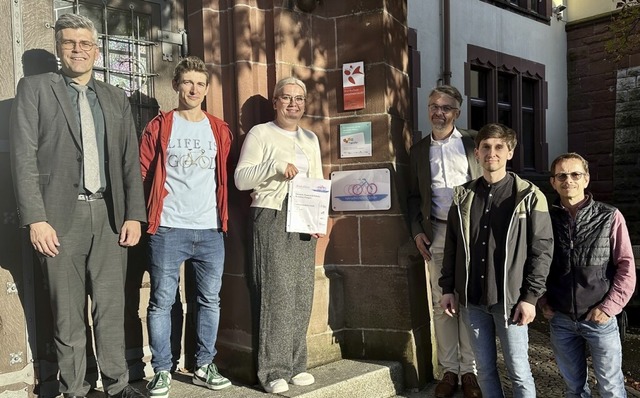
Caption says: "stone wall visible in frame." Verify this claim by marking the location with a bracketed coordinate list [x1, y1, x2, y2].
[186, 0, 430, 388]
[566, 15, 640, 242]
[615, 67, 640, 242]
[566, 18, 617, 203]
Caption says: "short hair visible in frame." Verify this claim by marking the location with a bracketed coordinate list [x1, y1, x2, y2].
[429, 85, 463, 108]
[55, 13, 98, 44]
[550, 152, 590, 175]
[475, 123, 518, 151]
[173, 56, 210, 83]
[273, 77, 307, 99]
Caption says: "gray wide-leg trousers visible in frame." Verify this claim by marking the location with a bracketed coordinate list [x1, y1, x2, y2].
[252, 202, 316, 386]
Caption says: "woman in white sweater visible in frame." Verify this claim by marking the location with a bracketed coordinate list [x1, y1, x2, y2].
[234, 77, 323, 394]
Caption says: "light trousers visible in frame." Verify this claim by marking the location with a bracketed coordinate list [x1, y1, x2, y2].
[429, 221, 476, 376]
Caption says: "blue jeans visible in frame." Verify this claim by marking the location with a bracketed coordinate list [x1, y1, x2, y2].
[462, 303, 536, 398]
[147, 227, 225, 371]
[549, 312, 626, 398]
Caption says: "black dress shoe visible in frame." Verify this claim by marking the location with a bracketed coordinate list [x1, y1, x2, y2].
[107, 385, 145, 398]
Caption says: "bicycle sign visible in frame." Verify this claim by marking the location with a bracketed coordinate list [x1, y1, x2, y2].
[344, 178, 378, 196]
[331, 168, 390, 211]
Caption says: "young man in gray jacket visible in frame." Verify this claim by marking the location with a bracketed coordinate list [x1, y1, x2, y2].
[440, 123, 553, 398]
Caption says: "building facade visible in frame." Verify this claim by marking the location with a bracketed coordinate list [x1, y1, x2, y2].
[0, 0, 638, 396]
[0, 0, 431, 396]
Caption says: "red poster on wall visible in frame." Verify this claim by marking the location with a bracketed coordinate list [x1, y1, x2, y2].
[343, 61, 365, 110]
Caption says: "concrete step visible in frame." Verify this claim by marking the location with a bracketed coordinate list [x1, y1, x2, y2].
[93, 359, 405, 398]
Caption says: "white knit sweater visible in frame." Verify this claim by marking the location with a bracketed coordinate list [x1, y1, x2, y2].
[234, 122, 323, 210]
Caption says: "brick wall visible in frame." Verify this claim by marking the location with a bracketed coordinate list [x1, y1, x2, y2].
[566, 16, 640, 242]
[615, 67, 640, 241]
[566, 18, 617, 203]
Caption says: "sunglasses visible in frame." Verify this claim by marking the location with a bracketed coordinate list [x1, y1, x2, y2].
[552, 172, 586, 182]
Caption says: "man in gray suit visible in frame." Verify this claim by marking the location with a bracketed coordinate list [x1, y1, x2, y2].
[10, 13, 146, 398]
[407, 85, 482, 398]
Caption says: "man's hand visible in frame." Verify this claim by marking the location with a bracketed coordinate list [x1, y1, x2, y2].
[283, 163, 298, 180]
[119, 220, 141, 247]
[414, 233, 432, 261]
[539, 302, 555, 320]
[440, 293, 457, 317]
[29, 221, 60, 257]
[310, 233, 325, 239]
[586, 307, 610, 325]
[513, 301, 536, 326]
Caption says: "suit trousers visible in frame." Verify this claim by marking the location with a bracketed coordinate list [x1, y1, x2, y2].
[429, 220, 476, 376]
[39, 198, 128, 397]
[251, 201, 316, 387]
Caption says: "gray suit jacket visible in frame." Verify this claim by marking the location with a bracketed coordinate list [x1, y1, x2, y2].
[407, 128, 481, 242]
[10, 72, 146, 234]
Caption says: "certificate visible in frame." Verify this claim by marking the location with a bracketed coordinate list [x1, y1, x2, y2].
[286, 177, 331, 235]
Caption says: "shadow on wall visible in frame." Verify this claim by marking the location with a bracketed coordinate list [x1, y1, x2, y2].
[239, 95, 274, 142]
[228, 94, 276, 384]
[129, 89, 160, 137]
[0, 49, 60, 397]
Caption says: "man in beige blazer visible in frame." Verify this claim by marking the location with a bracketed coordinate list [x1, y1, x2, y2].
[10, 13, 145, 398]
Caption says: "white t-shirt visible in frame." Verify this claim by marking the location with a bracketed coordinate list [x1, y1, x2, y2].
[160, 113, 219, 229]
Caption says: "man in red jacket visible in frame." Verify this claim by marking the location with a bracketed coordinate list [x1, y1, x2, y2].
[139, 56, 232, 398]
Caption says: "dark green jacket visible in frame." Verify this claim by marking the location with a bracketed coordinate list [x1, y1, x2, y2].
[440, 172, 553, 319]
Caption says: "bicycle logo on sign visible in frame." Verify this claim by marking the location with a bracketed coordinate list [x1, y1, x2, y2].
[344, 178, 378, 195]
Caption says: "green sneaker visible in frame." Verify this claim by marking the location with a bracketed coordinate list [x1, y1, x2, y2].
[146, 371, 171, 398]
[192, 363, 231, 390]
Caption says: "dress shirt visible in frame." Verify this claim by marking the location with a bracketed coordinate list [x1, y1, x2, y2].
[429, 127, 472, 221]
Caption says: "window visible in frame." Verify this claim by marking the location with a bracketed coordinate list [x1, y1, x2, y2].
[466, 45, 548, 173]
[497, 73, 514, 127]
[511, 0, 548, 15]
[481, 0, 551, 22]
[54, 0, 159, 132]
[469, 69, 488, 131]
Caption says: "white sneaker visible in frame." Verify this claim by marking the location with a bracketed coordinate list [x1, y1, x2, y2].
[291, 372, 315, 386]
[192, 363, 231, 390]
[264, 378, 289, 393]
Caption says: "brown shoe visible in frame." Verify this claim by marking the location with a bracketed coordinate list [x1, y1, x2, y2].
[461, 373, 482, 398]
[435, 371, 458, 398]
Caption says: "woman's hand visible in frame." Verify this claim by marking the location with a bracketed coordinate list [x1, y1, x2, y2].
[284, 163, 299, 180]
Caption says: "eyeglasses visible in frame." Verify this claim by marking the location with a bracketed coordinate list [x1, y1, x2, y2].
[278, 95, 306, 105]
[553, 172, 586, 182]
[59, 40, 96, 51]
[428, 104, 458, 114]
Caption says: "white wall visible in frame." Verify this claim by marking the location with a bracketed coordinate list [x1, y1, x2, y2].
[408, 0, 569, 168]
[407, 0, 443, 136]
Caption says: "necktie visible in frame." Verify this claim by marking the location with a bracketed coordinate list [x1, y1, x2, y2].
[71, 83, 100, 193]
